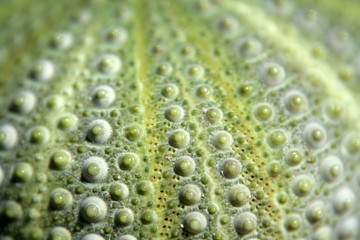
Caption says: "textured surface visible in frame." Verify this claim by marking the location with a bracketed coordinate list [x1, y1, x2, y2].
[1, 0, 360, 239]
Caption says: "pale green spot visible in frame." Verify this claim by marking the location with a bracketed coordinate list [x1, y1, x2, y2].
[212, 131, 233, 150]
[14, 162, 33, 182]
[183, 212, 207, 235]
[267, 129, 287, 148]
[165, 105, 184, 122]
[254, 104, 273, 121]
[114, 209, 134, 227]
[119, 153, 139, 171]
[50, 150, 72, 170]
[205, 107, 222, 123]
[292, 175, 314, 197]
[161, 84, 179, 98]
[109, 183, 129, 201]
[169, 129, 190, 149]
[284, 214, 301, 231]
[174, 156, 196, 177]
[179, 184, 201, 205]
[125, 124, 143, 141]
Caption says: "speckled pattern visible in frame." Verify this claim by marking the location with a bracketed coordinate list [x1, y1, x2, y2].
[0, 0, 360, 239]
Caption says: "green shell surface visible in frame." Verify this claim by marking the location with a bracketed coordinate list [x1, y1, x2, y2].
[1, 0, 360, 239]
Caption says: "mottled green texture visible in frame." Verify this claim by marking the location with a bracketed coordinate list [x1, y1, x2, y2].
[0, 0, 360, 239]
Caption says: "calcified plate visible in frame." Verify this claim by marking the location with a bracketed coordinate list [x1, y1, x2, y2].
[0, 0, 360, 239]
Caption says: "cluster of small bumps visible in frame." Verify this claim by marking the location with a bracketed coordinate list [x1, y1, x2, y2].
[0, 0, 360, 239]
